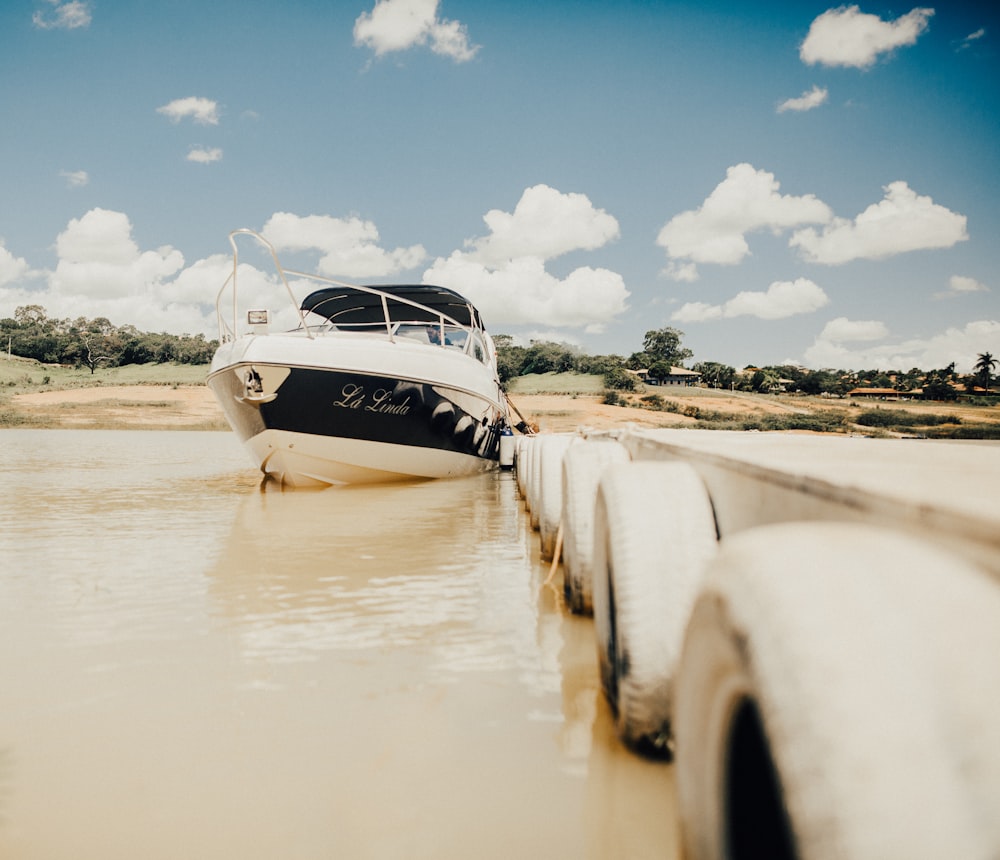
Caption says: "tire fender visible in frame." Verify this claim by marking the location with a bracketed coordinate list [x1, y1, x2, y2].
[536, 434, 578, 560]
[561, 438, 630, 614]
[592, 460, 718, 755]
[675, 522, 1000, 860]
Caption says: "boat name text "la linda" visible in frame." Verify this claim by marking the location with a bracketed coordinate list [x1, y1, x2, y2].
[333, 383, 411, 416]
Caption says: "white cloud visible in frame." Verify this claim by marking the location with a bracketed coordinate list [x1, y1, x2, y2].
[0, 242, 33, 288]
[958, 28, 986, 50]
[656, 164, 832, 277]
[354, 0, 479, 62]
[818, 316, 890, 343]
[32, 0, 91, 30]
[421, 186, 627, 331]
[800, 5, 934, 69]
[51, 209, 185, 301]
[187, 146, 223, 164]
[948, 275, 989, 293]
[790, 181, 968, 264]
[935, 275, 990, 299]
[261, 212, 426, 278]
[60, 169, 89, 188]
[671, 278, 829, 323]
[156, 97, 220, 125]
[777, 85, 829, 113]
[662, 261, 699, 282]
[804, 319, 1000, 373]
[0, 210, 217, 336]
[465, 184, 620, 266]
[425, 254, 627, 331]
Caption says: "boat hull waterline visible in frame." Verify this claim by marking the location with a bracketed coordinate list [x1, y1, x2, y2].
[208, 361, 506, 486]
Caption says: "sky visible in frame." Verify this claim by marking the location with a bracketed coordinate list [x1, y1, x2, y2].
[1, 0, 998, 371]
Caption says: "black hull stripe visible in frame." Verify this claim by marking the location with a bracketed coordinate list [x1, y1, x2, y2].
[209, 364, 505, 462]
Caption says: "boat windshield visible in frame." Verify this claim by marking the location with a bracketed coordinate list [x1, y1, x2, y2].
[215, 230, 494, 369]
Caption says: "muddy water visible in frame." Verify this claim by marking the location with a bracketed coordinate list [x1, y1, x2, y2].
[0, 430, 678, 859]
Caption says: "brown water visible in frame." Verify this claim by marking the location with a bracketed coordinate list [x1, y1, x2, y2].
[0, 430, 678, 859]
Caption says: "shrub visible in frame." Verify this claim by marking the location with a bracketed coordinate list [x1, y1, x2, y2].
[603, 366, 637, 391]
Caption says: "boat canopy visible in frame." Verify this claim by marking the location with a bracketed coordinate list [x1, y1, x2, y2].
[301, 284, 484, 330]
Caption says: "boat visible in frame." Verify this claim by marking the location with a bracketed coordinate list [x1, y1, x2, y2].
[207, 229, 513, 486]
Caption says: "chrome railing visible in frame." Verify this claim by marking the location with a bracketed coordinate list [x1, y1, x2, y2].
[215, 229, 473, 351]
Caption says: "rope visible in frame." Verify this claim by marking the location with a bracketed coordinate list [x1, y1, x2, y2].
[504, 391, 536, 435]
[543, 521, 564, 586]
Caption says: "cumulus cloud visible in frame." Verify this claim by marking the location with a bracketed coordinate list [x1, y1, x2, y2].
[777, 85, 828, 113]
[800, 5, 934, 68]
[671, 278, 829, 323]
[156, 97, 220, 125]
[818, 316, 889, 342]
[464, 184, 620, 266]
[0, 242, 33, 288]
[789, 181, 967, 264]
[422, 186, 627, 331]
[187, 146, 223, 164]
[60, 169, 89, 188]
[804, 319, 1000, 372]
[261, 212, 426, 279]
[935, 275, 990, 299]
[32, 0, 91, 29]
[354, 0, 480, 62]
[656, 164, 832, 278]
[51, 209, 185, 300]
[0, 209, 216, 336]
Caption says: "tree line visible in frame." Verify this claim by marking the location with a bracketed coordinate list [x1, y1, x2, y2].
[495, 327, 996, 399]
[2, 305, 994, 397]
[1, 305, 217, 372]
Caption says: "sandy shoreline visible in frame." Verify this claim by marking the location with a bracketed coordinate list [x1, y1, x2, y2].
[10, 384, 696, 432]
[10, 382, 998, 435]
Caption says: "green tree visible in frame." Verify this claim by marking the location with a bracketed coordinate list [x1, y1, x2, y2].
[693, 361, 735, 389]
[627, 326, 693, 369]
[922, 371, 957, 401]
[974, 352, 997, 393]
[603, 366, 637, 391]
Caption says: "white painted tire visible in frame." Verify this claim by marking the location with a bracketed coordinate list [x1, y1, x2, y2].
[561, 438, 630, 614]
[515, 435, 533, 501]
[675, 522, 1000, 860]
[536, 434, 578, 561]
[528, 436, 545, 530]
[592, 460, 718, 755]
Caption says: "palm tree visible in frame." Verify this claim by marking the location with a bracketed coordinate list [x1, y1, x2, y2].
[974, 352, 997, 393]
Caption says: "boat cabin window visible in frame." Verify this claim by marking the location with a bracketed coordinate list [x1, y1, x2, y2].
[395, 323, 433, 344]
[469, 331, 488, 364]
[443, 327, 467, 351]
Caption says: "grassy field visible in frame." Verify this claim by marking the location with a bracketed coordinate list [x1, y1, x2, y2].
[0, 355, 209, 392]
[506, 371, 606, 396]
[0, 357, 219, 429]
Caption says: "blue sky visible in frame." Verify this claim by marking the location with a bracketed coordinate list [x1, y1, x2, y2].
[1, 0, 997, 370]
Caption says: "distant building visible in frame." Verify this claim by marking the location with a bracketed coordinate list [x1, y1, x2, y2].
[638, 366, 702, 387]
[847, 388, 903, 400]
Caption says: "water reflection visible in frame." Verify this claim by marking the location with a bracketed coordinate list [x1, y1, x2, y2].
[209, 473, 559, 698]
[0, 430, 676, 859]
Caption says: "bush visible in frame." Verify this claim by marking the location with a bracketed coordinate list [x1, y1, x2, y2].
[602, 390, 626, 406]
[603, 367, 637, 391]
[855, 409, 959, 428]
